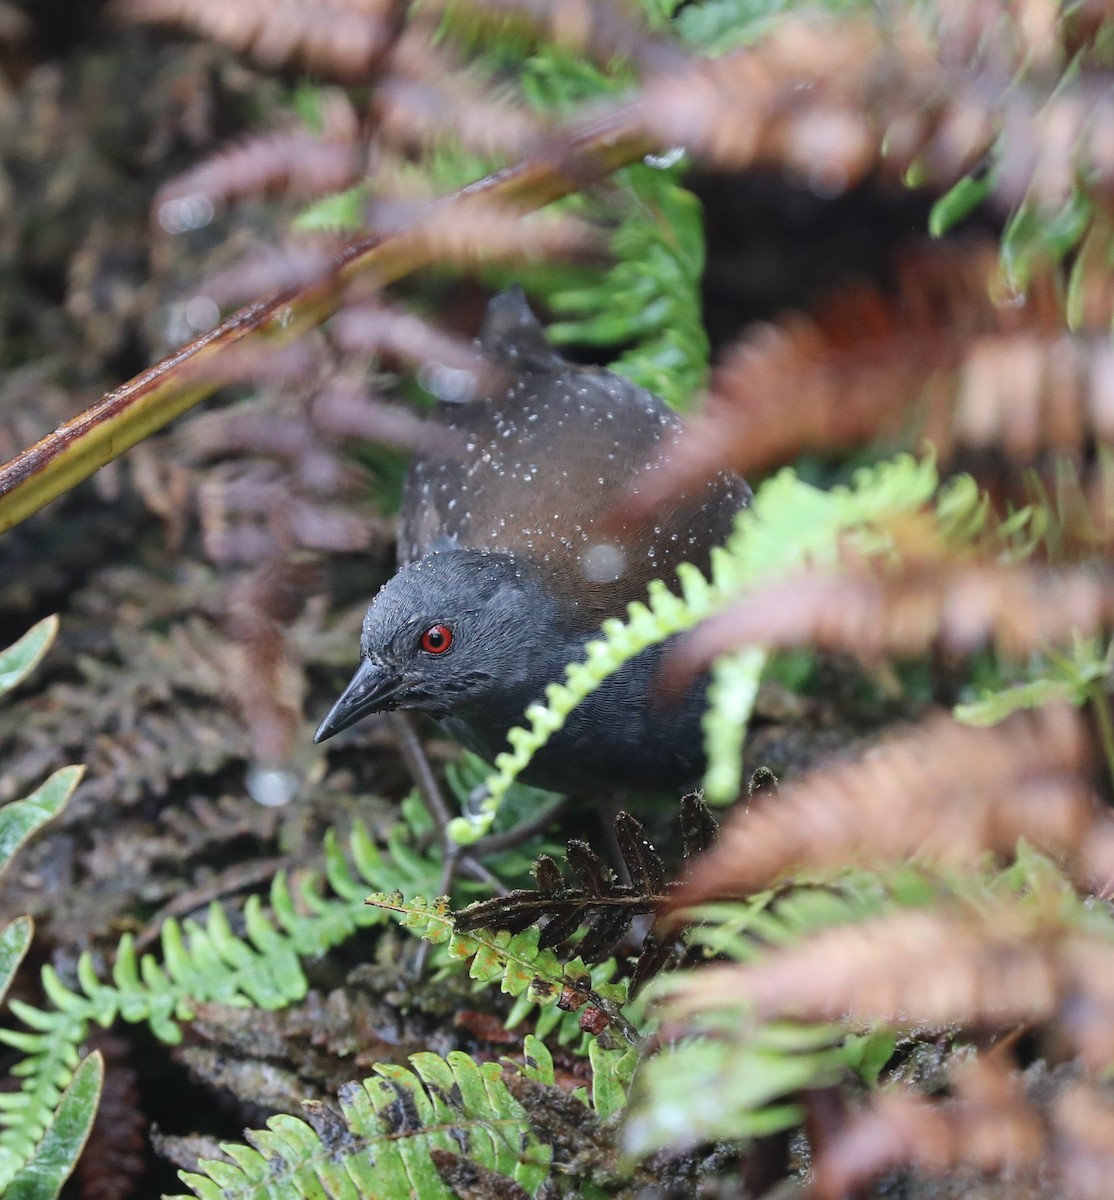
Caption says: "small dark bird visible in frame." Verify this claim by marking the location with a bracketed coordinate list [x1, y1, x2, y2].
[314, 289, 749, 792]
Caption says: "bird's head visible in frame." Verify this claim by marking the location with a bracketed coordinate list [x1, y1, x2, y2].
[313, 549, 570, 742]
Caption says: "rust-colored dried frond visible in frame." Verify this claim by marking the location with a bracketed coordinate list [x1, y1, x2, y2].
[813, 1065, 1114, 1200]
[221, 557, 324, 765]
[674, 707, 1095, 906]
[663, 902, 1114, 1055]
[633, 13, 1114, 211]
[186, 244, 344, 309]
[635, 18, 903, 182]
[370, 20, 553, 160]
[375, 65, 550, 162]
[118, 0, 403, 82]
[669, 561, 1114, 680]
[622, 239, 1114, 514]
[171, 341, 322, 391]
[309, 378, 430, 451]
[140, 336, 395, 564]
[153, 93, 361, 222]
[1053, 1086, 1114, 1200]
[812, 1055, 1044, 1200]
[397, 196, 601, 270]
[192, 458, 380, 562]
[328, 303, 490, 380]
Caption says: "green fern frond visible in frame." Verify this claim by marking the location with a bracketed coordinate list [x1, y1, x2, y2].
[675, 0, 874, 54]
[0, 767, 83, 883]
[367, 893, 639, 1047]
[547, 163, 709, 409]
[628, 852, 1096, 1158]
[0, 616, 58, 698]
[5, 1051, 103, 1200]
[586, 1039, 639, 1121]
[956, 634, 1114, 727]
[925, 45, 1104, 312]
[174, 1033, 637, 1200]
[0, 819, 444, 1190]
[702, 646, 767, 803]
[0, 617, 97, 1199]
[452, 454, 940, 840]
[173, 1050, 552, 1200]
[0, 919, 33, 1009]
[624, 1020, 848, 1155]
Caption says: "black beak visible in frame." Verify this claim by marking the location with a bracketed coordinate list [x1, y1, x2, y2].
[313, 659, 402, 743]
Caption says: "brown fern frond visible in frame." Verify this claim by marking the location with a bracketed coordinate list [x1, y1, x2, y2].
[455, 797, 717, 988]
[455, 812, 662, 957]
[154, 97, 361, 224]
[673, 706, 1095, 906]
[812, 1055, 1044, 1200]
[329, 303, 489, 378]
[1053, 1085, 1114, 1200]
[429, 1149, 531, 1200]
[663, 904, 1114, 1058]
[622, 240, 1114, 517]
[668, 562, 1114, 686]
[173, 341, 322, 390]
[632, 14, 1114, 211]
[119, 0, 404, 83]
[221, 556, 325, 764]
[309, 378, 431, 451]
[199, 244, 345, 308]
[398, 198, 602, 271]
[143, 330, 402, 564]
[375, 75, 550, 162]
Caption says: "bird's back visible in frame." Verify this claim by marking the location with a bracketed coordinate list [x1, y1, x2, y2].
[400, 290, 748, 630]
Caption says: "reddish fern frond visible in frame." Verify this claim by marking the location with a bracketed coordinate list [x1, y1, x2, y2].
[222, 557, 324, 764]
[197, 466, 379, 561]
[635, 19, 894, 180]
[632, 14, 1114, 214]
[172, 341, 322, 388]
[195, 244, 345, 308]
[329, 303, 490, 379]
[375, 72, 550, 161]
[309, 379, 432, 450]
[397, 197, 601, 269]
[673, 707, 1095, 904]
[1053, 1086, 1114, 1200]
[812, 1056, 1044, 1200]
[664, 904, 1114, 1053]
[154, 95, 362, 222]
[667, 562, 1114, 682]
[119, 0, 403, 83]
[623, 240, 1114, 516]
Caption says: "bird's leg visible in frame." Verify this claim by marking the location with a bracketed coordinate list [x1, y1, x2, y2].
[388, 711, 565, 907]
[388, 711, 455, 832]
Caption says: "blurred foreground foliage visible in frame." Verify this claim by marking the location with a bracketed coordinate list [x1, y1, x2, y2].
[3, 0, 1114, 1197]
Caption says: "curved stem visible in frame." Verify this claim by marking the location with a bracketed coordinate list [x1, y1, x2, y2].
[0, 112, 656, 534]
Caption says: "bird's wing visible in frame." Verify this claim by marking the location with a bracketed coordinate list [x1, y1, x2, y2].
[400, 364, 746, 629]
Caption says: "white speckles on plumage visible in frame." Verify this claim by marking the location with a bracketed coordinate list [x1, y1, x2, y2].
[395, 287, 749, 633]
[318, 288, 750, 790]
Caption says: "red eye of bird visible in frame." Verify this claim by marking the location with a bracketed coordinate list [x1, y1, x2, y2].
[419, 624, 453, 654]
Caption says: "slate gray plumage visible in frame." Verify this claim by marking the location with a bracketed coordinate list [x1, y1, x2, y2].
[314, 289, 748, 791]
